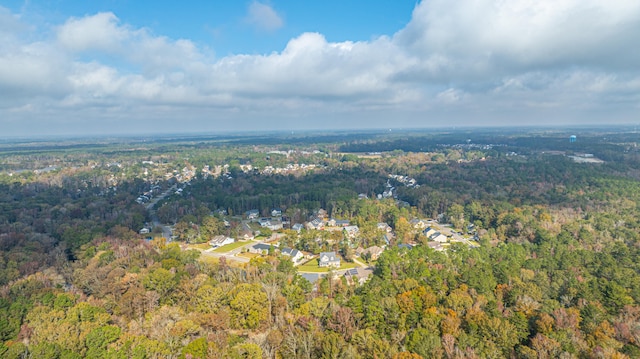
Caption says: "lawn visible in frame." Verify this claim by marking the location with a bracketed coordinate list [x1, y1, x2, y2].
[212, 240, 251, 253]
[297, 259, 358, 273]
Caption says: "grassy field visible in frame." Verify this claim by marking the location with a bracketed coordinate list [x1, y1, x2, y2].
[297, 259, 358, 273]
[212, 240, 251, 253]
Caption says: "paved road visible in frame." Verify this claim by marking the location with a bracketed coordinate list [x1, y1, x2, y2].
[145, 184, 177, 240]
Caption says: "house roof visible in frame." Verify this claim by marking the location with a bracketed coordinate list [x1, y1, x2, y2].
[252, 243, 273, 251]
[281, 247, 301, 257]
[319, 251, 339, 262]
[209, 235, 233, 246]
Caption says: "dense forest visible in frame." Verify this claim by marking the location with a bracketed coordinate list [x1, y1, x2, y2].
[1, 129, 640, 358]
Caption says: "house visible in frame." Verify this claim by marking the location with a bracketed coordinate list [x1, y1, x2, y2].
[246, 209, 260, 220]
[306, 218, 325, 230]
[139, 228, 150, 234]
[280, 247, 304, 264]
[292, 223, 304, 232]
[318, 252, 341, 267]
[271, 208, 282, 217]
[424, 227, 438, 237]
[398, 243, 414, 250]
[249, 243, 275, 254]
[335, 219, 350, 227]
[361, 246, 384, 261]
[209, 235, 235, 248]
[327, 218, 350, 227]
[344, 225, 360, 238]
[344, 267, 374, 285]
[266, 219, 283, 231]
[258, 218, 271, 227]
[377, 222, 393, 233]
[315, 209, 328, 218]
[429, 232, 448, 243]
[410, 219, 428, 230]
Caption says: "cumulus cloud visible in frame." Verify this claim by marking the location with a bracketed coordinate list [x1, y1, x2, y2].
[57, 12, 128, 53]
[395, 0, 640, 80]
[1, 1, 640, 135]
[245, 1, 283, 31]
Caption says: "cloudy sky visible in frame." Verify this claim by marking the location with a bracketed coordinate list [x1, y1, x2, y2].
[1, 0, 639, 137]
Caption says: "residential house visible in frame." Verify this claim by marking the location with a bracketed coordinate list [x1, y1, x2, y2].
[280, 247, 304, 264]
[306, 218, 325, 230]
[139, 228, 150, 234]
[344, 267, 374, 285]
[258, 218, 271, 227]
[209, 235, 235, 248]
[265, 218, 283, 231]
[429, 232, 448, 243]
[327, 218, 350, 227]
[410, 219, 428, 230]
[246, 209, 260, 220]
[271, 208, 282, 217]
[249, 243, 275, 255]
[292, 223, 304, 232]
[318, 252, 341, 267]
[423, 227, 438, 238]
[377, 222, 393, 233]
[431, 232, 447, 242]
[361, 246, 384, 261]
[344, 225, 360, 238]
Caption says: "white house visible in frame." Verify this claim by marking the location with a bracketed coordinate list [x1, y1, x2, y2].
[246, 209, 260, 220]
[429, 232, 448, 243]
[280, 247, 304, 264]
[209, 235, 235, 248]
[318, 252, 341, 267]
[424, 227, 438, 237]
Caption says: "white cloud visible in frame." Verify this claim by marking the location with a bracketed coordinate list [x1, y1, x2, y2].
[1, 1, 640, 135]
[395, 0, 640, 80]
[245, 1, 284, 32]
[57, 12, 128, 53]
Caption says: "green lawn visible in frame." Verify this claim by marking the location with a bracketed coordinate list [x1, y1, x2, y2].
[297, 259, 357, 273]
[212, 240, 251, 253]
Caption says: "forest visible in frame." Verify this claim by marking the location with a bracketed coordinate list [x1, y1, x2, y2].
[0, 128, 640, 358]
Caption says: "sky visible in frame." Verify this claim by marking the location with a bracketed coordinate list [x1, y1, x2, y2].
[1, 0, 639, 137]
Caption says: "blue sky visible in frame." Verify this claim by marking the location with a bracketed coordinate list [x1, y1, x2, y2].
[4, 1, 416, 56]
[1, 0, 639, 136]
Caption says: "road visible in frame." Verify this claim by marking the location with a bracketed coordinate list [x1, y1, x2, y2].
[145, 183, 177, 240]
